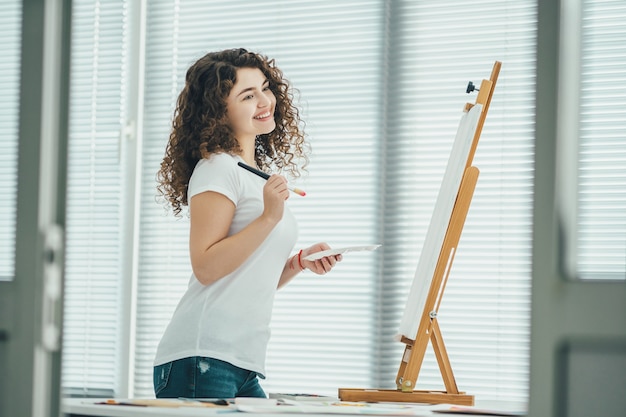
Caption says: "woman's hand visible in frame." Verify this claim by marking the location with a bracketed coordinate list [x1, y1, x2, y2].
[262, 174, 289, 224]
[301, 242, 342, 275]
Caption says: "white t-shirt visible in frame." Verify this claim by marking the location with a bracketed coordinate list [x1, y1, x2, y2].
[153, 153, 298, 376]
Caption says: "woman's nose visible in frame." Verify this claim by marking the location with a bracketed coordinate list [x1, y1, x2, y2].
[258, 92, 272, 107]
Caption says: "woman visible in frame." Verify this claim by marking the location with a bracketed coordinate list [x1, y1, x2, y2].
[153, 48, 341, 399]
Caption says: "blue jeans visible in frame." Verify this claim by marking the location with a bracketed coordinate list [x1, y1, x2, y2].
[153, 357, 266, 399]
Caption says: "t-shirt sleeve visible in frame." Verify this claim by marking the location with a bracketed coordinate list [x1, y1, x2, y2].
[187, 154, 240, 205]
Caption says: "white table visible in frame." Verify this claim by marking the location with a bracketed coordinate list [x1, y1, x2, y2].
[63, 398, 526, 417]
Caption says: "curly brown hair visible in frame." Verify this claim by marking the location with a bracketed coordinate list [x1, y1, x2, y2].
[156, 48, 309, 216]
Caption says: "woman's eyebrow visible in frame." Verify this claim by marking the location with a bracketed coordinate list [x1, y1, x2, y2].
[236, 86, 256, 97]
[236, 79, 269, 97]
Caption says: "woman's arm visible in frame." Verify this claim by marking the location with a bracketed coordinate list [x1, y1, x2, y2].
[277, 243, 342, 289]
[189, 174, 289, 285]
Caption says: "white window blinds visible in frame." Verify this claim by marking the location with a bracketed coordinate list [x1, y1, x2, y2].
[133, 0, 385, 397]
[376, 1, 536, 402]
[577, 0, 626, 280]
[0, 0, 21, 281]
[132, 0, 536, 403]
[60, 0, 626, 405]
[62, 0, 127, 396]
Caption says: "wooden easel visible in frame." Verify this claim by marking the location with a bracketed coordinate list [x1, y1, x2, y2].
[339, 61, 501, 406]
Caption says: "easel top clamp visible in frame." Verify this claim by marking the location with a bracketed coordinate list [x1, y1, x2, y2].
[339, 61, 501, 406]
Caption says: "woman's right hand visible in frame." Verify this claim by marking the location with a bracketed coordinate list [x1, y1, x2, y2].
[262, 174, 289, 223]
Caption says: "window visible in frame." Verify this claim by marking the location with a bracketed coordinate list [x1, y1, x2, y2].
[62, 0, 127, 396]
[134, 0, 385, 396]
[577, 0, 626, 280]
[376, 2, 536, 401]
[0, 0, 21, 281]
[63, 0, 539, 404]
[132, 0, 536, 401]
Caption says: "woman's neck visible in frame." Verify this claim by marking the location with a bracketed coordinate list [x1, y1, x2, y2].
[239, 144, 257, 167]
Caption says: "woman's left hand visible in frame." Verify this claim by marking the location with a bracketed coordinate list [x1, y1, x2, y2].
[301, 242, 342, 275]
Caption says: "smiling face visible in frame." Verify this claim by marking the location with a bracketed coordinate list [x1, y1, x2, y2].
[225, 67, 277, 145]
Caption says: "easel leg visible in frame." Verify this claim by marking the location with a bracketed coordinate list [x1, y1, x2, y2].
[430, 318, 460, 394]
